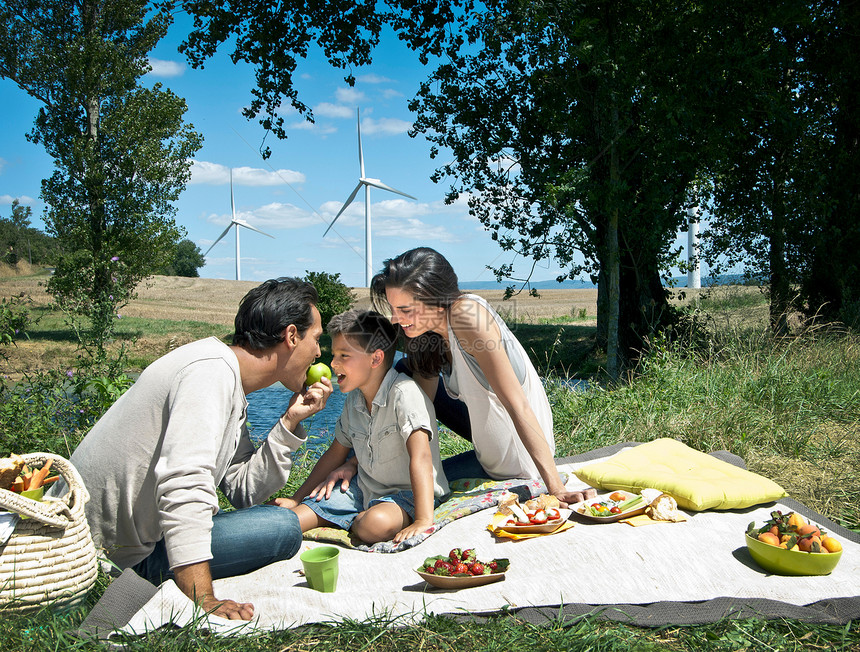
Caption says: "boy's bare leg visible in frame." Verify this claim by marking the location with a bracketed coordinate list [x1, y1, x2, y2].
[291, 503, 335, 533]
[351, 503, 410, 544]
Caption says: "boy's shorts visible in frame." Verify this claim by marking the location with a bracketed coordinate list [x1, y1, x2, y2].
[301, 476, 418, 530]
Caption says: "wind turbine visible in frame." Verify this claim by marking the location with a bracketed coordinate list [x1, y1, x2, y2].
[204, 168, 275, 281]
[324, 108, 417, 287]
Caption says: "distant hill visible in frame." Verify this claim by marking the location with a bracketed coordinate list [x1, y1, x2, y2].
[460, 273, 753, 291]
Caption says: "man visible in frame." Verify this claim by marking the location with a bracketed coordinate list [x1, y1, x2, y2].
[65, 278, 332, 620]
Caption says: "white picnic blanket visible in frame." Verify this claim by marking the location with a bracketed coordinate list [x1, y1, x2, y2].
[120, 457, 860, 635]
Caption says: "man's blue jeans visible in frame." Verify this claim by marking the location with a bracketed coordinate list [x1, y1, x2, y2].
[132, 504, 302, 585]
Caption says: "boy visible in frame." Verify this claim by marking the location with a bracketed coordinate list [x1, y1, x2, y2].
[281, 309, 449, 544]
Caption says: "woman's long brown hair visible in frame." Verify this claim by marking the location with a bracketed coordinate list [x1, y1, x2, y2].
[370, 247, 462, 378]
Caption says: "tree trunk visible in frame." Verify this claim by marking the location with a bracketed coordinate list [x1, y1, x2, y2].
[606, 99, 621, 382]
[769, 167, 791, 335]
[597, 241, 671, 365]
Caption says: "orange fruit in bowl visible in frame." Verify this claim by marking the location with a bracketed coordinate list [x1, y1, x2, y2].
[797, 535, 822, 552]
[821, 536, 843, 553]
[797, 524, 821, 538]
[757, 532, 780, 547]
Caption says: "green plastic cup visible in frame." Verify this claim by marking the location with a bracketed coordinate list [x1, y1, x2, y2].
[300, 546, 339, 592]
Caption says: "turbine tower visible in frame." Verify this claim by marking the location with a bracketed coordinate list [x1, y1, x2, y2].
[324, 108, 417, 287]
[204, 168, 274, 281]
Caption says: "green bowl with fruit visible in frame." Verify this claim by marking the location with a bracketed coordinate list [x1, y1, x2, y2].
[745, 533, 842, 576]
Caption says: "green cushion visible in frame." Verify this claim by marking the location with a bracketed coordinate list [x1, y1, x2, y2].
[573, 438, 787, 511]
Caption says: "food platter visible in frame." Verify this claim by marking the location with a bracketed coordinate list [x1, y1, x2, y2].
[572, 490, 647, 523]
[416, 569, 506, 589]
[496, 509, 571, 534]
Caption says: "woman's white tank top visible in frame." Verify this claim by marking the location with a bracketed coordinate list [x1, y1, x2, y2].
[442, 294, 555, 479]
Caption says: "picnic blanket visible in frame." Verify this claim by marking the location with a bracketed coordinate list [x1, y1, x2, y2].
[80, 442, 860, 639]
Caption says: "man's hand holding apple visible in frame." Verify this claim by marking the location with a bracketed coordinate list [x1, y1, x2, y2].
[280, 364, 333, 432]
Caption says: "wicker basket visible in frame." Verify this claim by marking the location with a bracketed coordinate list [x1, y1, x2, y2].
[0, 453, 98, 613]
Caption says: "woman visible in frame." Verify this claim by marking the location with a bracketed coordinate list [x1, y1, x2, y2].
[370, 247, 595, 506]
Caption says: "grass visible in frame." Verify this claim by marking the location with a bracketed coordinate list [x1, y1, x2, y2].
[2, 292, 860, 650]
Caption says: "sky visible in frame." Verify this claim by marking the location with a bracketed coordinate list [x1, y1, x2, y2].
[0, 12, 703, 289]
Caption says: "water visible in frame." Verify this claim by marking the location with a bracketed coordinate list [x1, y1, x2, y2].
[245, 382, 345, 450]
[245, 368, 589, 453]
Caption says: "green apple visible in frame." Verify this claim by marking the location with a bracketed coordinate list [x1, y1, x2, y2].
[305, 362, 332, 386]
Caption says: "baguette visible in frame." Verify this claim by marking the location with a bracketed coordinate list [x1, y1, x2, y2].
[0, 454, 26, 490]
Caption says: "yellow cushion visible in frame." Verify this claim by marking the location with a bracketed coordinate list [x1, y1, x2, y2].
[573, 438, 786, 511]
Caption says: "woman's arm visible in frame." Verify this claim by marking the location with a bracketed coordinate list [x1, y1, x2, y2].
[409, 373, 440, 403]
[394, 428, 436, 543]
[451, 299, 587, 506]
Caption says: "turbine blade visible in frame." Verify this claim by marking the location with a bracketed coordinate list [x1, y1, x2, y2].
[362, 177, 417, 200]
[357, 108, 365, 177]
[230, 168, 236, 221]
[324, 182, 363, 236]
[234, 219, 275, 239]
[203, 224, 234, 256]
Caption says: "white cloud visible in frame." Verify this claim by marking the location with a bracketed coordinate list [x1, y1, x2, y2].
[288, 120, 338, 135]
[147, 58, 185, 77]
[361, 117, 413, 136]
[382, 88, 403, 99]
[357, 73, 393, 84]
[374, 216, 456, 242]
[234, 166, 305, 186]
[0, 194, 36, 206]
[317, 196, 457, 243]
[190, 161, 305, 186]
[314, 102, 354, 119]
[335, 88, 366, 105]
[205, 201, 325, 231]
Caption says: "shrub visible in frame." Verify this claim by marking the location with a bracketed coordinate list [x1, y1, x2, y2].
[0, 293, 33, 345]
[304, 270, 355, 327]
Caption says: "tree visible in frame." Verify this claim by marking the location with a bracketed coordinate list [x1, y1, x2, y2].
[797, 0, 860, 328]
[0, 0, 202, 357]
[304, 270, 355, 329]
[162, 238, 205, 277]
[0, 200, 32, 265]
[407, 0, 762, 374]
[0, 199, 58, 266]
[700, 0, 860, 332]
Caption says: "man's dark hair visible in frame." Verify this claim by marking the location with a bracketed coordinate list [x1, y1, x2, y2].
[233, 278, 319, 350]
[327, 309, 398, 369]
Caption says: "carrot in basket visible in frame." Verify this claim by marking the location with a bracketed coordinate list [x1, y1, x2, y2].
[27, 459, 53, 491]
[20, 466, 33, 490]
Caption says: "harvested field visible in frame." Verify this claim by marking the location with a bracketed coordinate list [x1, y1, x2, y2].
[1, 271, 602, 325]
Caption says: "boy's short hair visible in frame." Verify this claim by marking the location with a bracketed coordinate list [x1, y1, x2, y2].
[233, 277, 319, 350]
[327, 309, 398, 369]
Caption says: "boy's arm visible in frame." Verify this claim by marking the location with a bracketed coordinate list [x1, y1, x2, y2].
[270, 440, 351, 508]
[393, 428, 436, 543]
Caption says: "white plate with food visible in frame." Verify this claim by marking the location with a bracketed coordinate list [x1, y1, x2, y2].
[495, 508, 571, 534]
[572, 490, 648, 523]
[492, 491, 570, 533]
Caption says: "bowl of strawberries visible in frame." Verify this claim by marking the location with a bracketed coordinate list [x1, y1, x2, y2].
[416, 548, 509, 589]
